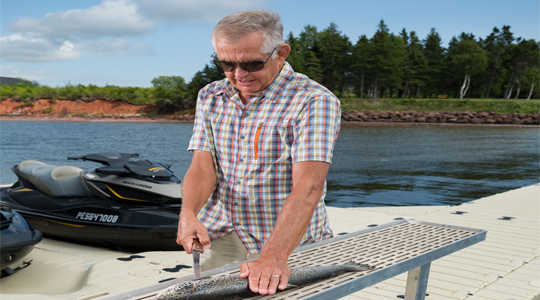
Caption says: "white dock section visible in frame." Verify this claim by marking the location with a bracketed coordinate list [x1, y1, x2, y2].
[0, 183, 538, 300]
[330, 183, 540, 300]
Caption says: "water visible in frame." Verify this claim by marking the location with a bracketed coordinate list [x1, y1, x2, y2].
[1, 121, 538, 207]
[328, 125, 539, 207]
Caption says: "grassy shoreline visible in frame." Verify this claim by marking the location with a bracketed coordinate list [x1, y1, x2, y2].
[2, 97, 539, 114]
[340, 98, 540, 114]
[1, 97, 538, 125]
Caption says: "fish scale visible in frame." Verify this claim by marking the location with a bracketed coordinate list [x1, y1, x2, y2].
[156, 262, 373, 300]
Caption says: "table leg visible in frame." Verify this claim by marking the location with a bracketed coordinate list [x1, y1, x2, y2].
[405, 263, 431, 300]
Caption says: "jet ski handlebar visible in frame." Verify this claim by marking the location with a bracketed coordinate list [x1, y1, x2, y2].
[67, 153, 140, 166]
[67, 153, 175, 180]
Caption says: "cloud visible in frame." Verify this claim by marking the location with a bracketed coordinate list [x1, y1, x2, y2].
[0, 34, 81, 62]
[10, 0, 153, 40]
[2, 0, 155, 62]
[1, 0, 265, 62]
[0, 34, 154, 62]
[135, 0, 265, 23]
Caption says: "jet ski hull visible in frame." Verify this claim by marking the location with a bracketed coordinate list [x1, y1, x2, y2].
[1, 185, 181, 251]
[0, 204, 42, 274]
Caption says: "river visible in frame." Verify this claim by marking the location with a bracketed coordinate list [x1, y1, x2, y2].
[1, 120, 538, 207]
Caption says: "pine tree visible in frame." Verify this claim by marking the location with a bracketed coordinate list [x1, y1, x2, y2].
[352, 35, 371, 98]
[423, 28, 445, 98]
[407, 31, 428, 97]
[317, 23, 353, 95]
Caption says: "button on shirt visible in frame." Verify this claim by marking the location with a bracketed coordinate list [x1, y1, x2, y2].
[188, 62, 341, 254]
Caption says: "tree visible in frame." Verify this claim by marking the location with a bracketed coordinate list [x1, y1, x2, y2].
[151, 76, 191, 112]
[400, 29, 412, 97]
[400, 29, 428, 97]
[523, 66, 540, 99]
[286, 32, 306, 72]
[423, 28, 445, 97]
[368, 20, 407, 98]
[316, 23, 353, 95]
[479, 26, 514, 98]
[188, 56, 224, 105]
[446, 35, 488, 99]
[503, 39, 540, 98]
[386, 34, 407, 96]
[351, 35, 371, 98]
[287, 29, 323, 82]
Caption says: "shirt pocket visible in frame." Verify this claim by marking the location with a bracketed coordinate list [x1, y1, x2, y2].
[253, 121, 293, 164]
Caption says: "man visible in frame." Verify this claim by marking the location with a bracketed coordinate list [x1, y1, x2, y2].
[176, 10, 341, 295]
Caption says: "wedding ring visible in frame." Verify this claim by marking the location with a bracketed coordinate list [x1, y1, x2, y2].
[271, 274, 280, 278]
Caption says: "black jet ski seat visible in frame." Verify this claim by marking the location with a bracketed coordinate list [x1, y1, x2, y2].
[14, 160, 88, 197]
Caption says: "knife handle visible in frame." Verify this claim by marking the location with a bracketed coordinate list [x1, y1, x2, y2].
[192, 238, 203, 252]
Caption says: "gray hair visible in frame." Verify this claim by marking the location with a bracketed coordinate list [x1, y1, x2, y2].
[211, 10, 284, 55]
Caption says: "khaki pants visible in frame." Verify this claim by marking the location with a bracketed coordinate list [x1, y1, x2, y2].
[200, 231, 250, 271]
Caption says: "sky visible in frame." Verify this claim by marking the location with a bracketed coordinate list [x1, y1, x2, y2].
[1, 0, 538, 87]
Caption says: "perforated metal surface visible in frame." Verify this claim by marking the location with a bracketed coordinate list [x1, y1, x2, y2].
[231, 220, 485, 299]
[115, 219, 486, 300]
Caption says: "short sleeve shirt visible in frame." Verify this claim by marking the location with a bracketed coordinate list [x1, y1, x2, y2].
[188, 62, 341, 253]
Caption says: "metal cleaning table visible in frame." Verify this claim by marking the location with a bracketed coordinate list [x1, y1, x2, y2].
[111, 218, 487, 300]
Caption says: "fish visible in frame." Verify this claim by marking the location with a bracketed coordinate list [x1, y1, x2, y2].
[155, 261, 373, 300]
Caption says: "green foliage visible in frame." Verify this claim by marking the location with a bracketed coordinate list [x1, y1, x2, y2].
[287, 25, 324, 83]
[447, 37, 488, 76]
[151, 75, 192, 113]
[445, 36, 489, 98]
[341, 98, 540, 114]
[351, 35, 371, 98]
[423, 28, 445, 97]
[0, 83, 155, 105]
[187, 56, 225, 103]
[286, 21, 538, 99]
[478, 26, 514, 98]
[403, 31, 428, 96]
[357, 20, 408, 98]
[316, 23, 353, 96]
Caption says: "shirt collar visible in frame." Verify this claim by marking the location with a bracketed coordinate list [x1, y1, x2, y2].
[262, 62, 294, 102]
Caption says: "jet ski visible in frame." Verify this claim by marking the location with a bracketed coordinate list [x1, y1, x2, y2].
[0, 153, 182, 251]
[0, 203, 42, 277]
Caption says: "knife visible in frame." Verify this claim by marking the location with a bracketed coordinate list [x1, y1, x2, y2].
[192, 239, 202, 280]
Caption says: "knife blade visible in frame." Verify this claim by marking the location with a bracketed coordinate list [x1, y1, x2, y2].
[192, 239, 202, 280]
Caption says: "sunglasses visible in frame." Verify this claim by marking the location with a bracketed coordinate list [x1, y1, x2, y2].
[216, 47, 278, 73]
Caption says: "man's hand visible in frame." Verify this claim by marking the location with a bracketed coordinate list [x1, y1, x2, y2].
[239, 254, 290, 295]
[176, 211, 211, 254]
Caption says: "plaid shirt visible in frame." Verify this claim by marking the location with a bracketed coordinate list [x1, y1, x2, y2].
[188, 62, 341, 253]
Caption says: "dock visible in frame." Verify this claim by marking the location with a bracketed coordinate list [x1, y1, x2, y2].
[1, 183, 539, 300]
